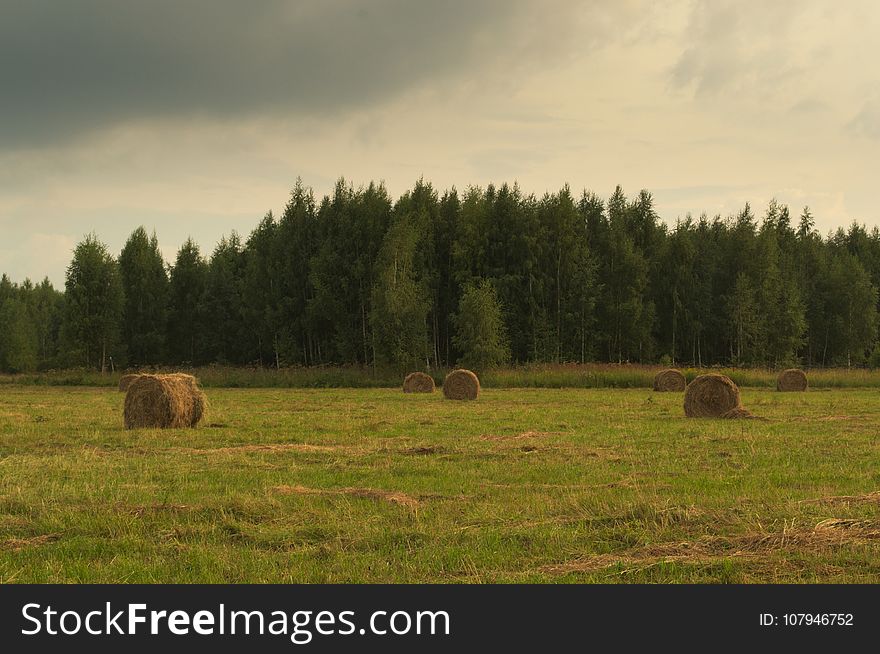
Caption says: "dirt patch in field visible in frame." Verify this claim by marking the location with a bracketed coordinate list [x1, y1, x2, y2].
[480, 430, 565, 442]
[271, 485, 420, 509]
[540, 520, 880, 576]
[401, 445, 445, 455]
[1, 533, 62, 551]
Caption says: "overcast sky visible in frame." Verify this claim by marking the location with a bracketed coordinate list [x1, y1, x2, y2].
[2, 0, 879, 286]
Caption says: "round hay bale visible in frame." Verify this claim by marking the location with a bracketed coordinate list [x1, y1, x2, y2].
[653, 368, 686, 392]
[123, 374, 204, 429]
[403, 372, 435, 393]
[164, 373, 208, 426]
[442, 369, 480, 401]
[683, 373, 741, 418]
[776, 368, 807, 392]
[118, 373, 141, 392]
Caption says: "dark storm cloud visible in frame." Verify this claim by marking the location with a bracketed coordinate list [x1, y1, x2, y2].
[0, 0, 555, 148]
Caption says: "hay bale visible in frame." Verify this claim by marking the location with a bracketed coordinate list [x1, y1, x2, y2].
[164, 372, 208, 426]
[653, 368, 686, 392]
[118, 373, 141, 392]
[123, 373, 205, 429]
[683, 373, 741, 418]
[777, 368, 808, 392]
[442, 369, 480, 400]
[402, 372, 435, 393]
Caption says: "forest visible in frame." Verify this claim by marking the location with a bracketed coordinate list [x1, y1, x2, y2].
[1, 178, 879, 374]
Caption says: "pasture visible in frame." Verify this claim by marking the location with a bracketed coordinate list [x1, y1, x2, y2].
[1, 384, 879, 583]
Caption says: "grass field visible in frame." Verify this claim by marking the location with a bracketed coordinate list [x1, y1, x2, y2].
[1, 385, 879, 583]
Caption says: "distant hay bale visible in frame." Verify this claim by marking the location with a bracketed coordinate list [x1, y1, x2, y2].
[683, 373, 741, 418]
[442, 369, 480, 401]
[118, 374, 141, 392]
[777, 368, 808, 392]
[402, 372, 435, 393]
[653, 369, 686, 392]
[123, 373, 206, 429]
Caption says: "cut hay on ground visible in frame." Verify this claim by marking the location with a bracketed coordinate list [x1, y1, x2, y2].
[118, 373, 141, 392]
[777, 368, 808, 392]
[402, 371, 435, 393]
[684, 373, 741, 418]
[443, 369, 480, 400]
[123, 373, 206, 429]
[721, 407, 765, 420]
[653, 368, 686, 392]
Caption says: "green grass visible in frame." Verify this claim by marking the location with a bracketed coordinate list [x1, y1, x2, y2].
[6, 363, 880, 389]
[1, 385, 879, 583]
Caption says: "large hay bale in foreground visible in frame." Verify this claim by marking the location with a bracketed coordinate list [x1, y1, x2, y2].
[403, 372, 435, 393]
[684, 373, 741, 418]
[777, 368, 808, 392]
[123, 374, 205, 429]
[442, 369, 480, 400]
[653, 368, 686, 392]
[118, 373, 141, 392]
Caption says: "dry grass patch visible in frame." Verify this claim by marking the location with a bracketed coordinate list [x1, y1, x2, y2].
[480, 430, 564, 442]
[800, 490, 880, 505]
[721, 407, 768, 420]
[119, 503, 192, 516]
[1, 533, 62, 551]
[271, 485, 420, 509]
[174, 443, 339, 455]
[541, 520, 880, 576]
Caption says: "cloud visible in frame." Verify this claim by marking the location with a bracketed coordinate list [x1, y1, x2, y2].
[0, 0, 587, 149]
[848, 95, 880, 139]
[670, 0, 818, 98]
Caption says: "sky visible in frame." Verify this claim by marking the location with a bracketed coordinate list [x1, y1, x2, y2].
[2, 0, 879, 286]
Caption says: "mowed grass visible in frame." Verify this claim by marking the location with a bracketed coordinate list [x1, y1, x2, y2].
[1, 385, 879, 583]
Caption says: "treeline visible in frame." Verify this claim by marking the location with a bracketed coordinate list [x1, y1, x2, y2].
[2, 178, 879, 373]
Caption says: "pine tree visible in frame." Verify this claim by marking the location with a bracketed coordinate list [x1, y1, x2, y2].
[276, 179, 318, 365]
[202, 233, 246, 364]
[118, 227, 169, 365]
[60, 234, 124, 371]
[167, 238, 208, 364]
